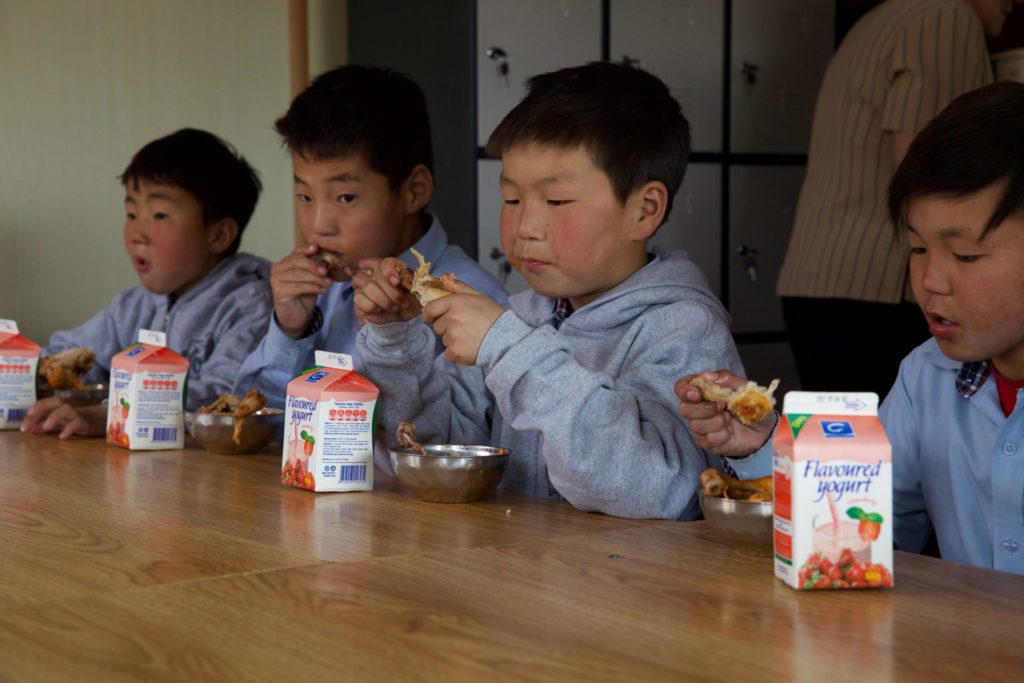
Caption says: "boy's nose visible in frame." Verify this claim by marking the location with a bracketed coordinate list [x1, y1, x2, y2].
[514, 206, 545, 241]
[311, 205, 338, 235]
[918, 258, 952, 295]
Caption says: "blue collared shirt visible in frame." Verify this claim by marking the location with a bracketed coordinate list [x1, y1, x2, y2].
[234, 215, 508, 408]
[881, 338, 1024, 574]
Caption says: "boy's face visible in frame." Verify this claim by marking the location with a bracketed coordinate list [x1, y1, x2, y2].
[498, 143, 651, 309]
[123, 180, 220, 298]
[906, 182, 1024, 378]
[292, 153, 419, 281]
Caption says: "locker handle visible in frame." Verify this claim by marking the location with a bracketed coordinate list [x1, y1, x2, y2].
[737, 244, 759, 283]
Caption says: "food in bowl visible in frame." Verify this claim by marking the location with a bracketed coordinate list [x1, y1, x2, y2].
[198, 388, 268, 445]
[187, 407, 283, 454]
[389, 443, 510, 503]
[700, 468, 773, 502]
[40, 347, 96, 390]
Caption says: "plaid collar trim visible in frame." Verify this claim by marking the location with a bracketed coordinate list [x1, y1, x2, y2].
[956, 361, 990, 398]
[552, 298, 572, 329]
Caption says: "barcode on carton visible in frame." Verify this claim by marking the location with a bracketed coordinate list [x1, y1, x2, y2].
[339, 464, 367, 483]
[6, 408, 27, 422]
[153, 427, 178, 443]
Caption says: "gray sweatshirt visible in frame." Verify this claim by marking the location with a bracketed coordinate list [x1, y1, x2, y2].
[357, 248, 770, 520]
[45, 252, 272, 410]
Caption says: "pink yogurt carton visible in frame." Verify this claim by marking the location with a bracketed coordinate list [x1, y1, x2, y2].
[773, 392, 893, 590]
[0, 319, 41, 430]
[282, 351, 378, 492]
[106, 330, 189, 450]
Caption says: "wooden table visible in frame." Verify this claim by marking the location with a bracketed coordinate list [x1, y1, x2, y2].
[0, 431, 1021, 682]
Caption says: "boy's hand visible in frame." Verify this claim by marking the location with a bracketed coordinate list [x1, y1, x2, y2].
[20, 397, 105, 439]
[423, 279, 505, 365]
[271, 244, 333, 338]
[675, 370, 776, 457]
[352, 257, 421, 325]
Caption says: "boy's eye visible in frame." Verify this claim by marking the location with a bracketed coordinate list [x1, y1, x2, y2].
[502, 198, 520, 206]
[295, 193, 311, 204]
[547, 199, 573, 206]
[125, 212, 136, 220]
[953, 253, 981, 263]
[908, 246, 926, 255]
[154, 212, 168, 220]
[338, 194, 356, 204]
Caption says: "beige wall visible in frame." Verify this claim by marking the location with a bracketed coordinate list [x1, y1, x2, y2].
[0, 0, 348, 344]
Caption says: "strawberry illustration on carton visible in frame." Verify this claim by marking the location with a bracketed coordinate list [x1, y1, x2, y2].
[773, 392, 893, 590]
[0, 320, 41, 430]
[106, 329, 188, 450]
[282, 351, 378, 492]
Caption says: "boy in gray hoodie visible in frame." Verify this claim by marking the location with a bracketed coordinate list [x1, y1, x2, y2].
[22, 128, 272, 438]
[353, 62, 769, 519]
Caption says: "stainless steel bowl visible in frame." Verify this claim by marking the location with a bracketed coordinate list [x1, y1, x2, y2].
[700, 493, 774, 557]
[186, 408, 284, 455]
[54, 383, 108, 406]
[389, 444, 510, 503]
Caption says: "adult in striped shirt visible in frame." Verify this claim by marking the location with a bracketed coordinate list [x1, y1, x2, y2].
[776, 0, 1019, 398]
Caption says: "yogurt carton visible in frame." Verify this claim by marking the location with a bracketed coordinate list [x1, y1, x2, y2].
[0, 320, 41, 430]
[106, 330, 188, 450]
[773, 392, 893, 590]
[282, 351, 378, 492]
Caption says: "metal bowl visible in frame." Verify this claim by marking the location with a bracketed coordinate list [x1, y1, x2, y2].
[389, 444, 510, 503]
[700, 493, 774, 557]
[54, 383, 108, 407]
[186, 408, 284, 455]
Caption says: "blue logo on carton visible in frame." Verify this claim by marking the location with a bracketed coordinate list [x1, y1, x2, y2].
[127, 346, 145, 357]
[305, 370, 329, 383]
[821, 420, 854, 438]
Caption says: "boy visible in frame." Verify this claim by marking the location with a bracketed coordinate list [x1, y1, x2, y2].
[234, 65, 506, 408]
[677, 82, 1024, 574]
[22, 128, 272, 438]
[354, 62, 768, 520]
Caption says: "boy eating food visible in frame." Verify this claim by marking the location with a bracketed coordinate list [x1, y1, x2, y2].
[354, 61, 767, 519]
[22, 128, 272, 438]
[234, 64, 507, 407]
[678, 82, 1024, 573]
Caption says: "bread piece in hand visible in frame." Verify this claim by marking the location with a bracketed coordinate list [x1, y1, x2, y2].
[690, 375, 780, 425]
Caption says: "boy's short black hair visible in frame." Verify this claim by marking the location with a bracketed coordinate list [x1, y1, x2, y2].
[889, 82, 1024, 236]
[121, 128, 262, 256]
[274, 64, 434, 192]
[486, 61, 691, 221]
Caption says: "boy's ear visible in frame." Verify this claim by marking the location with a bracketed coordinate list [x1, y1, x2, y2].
[207, 217, 239, 255]
[631, 180, 669, 241]
[402, 164, 434, 214]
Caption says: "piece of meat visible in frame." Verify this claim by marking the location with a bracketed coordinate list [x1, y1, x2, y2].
[231, 388, 267, 445]
[700, 467, 773, 502]
[41, 347, 96, 390]
[396, 420, 427, 456]
[689, 376, 780, 426]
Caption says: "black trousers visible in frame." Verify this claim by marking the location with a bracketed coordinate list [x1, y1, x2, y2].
[781, 296, 930, 401]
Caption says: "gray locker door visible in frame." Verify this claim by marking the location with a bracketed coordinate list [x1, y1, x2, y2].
[476, 0, 602, 147]
[649, 163, 722, 299]
[609, 0, 724, 152]
[728, 164, 805, 333]
[477, 158, 530, 294]
[730, 0, 834, 154]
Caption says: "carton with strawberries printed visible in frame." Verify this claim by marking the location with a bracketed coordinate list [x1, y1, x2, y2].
[106, 329, 188, 450]
[0, 320, 41, 430]
[773, 392, 893, 590]
[282, 351, 378, 492]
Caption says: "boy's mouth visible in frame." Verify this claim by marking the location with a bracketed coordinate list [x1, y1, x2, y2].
[926, 311, 959, 339]
[133, 256, 151, 273]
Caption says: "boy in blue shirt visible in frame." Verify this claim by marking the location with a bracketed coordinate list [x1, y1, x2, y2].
[677, 82, 1024, 574]
[23, 128, 272, 438]
[235, 65, 506, 407]
[353, 62, 764, 520]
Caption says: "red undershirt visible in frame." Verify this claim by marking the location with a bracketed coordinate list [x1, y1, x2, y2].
[989, 362, 1024, 417]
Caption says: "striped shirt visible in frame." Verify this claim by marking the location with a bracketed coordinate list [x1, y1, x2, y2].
[776, 0, 992, 303]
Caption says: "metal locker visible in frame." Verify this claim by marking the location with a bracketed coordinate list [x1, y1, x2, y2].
[730, 0, 834, 154]
[728, 164, 805, 333]
[477, 158, 530, 294]
[609, 0, 724, 152]
[476, 0, 602, 147]
[650, 163, 722, 299]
